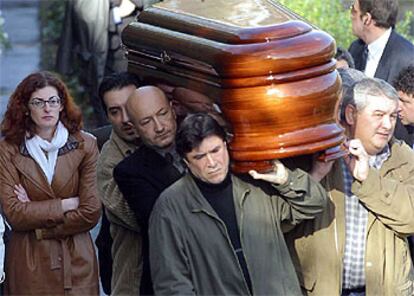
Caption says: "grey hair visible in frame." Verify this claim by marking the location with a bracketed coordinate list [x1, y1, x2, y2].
[338, 68, 366, 122]
[340, 77, 398, 122]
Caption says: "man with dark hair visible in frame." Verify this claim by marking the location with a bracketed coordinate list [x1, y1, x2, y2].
[348, 0, 414, 148]
[96, 72, 142, 295]
[394, 65, 414, 147]
[114, 85, 185, 295]
[286, 78, 414, 295]
[348, 0, 414, 83]
[148, 113, 328, 295]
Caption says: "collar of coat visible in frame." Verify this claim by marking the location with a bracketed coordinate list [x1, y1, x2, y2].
[12, 132, 91, 198]
[180, 173, 251, 216]
[19, 133, 82, 157]
[109, 130, 138, 158]
[379, 138, 409, 174]
[328, 138, 409, 187]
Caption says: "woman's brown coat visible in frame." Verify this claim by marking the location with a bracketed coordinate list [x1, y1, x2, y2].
[0, 132, 101, 295]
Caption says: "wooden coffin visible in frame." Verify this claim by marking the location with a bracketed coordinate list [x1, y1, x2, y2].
[122, 0, 344, 173]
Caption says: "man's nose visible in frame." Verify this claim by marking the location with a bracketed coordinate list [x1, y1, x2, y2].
[121, 110, 130, 123]
[382, 115, 393, 129]
[206, 154, 216, 167]
[154, 117, 164, 133]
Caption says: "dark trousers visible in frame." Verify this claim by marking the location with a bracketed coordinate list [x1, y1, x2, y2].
[342, 287, 365, 296]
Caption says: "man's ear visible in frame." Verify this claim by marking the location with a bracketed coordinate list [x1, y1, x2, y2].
[363, 12, 372, 26]
[183, 157, 189, 166]
[169, 100, 177, 119]
[344, 104, 357, 126]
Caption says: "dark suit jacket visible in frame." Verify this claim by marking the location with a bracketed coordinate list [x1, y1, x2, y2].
[113, 144, 182, 295]
[349, 30, 414, 146]
[114, 145, 182, 226]
[349, 30, 414, 84]
[395, 121, 414, 148]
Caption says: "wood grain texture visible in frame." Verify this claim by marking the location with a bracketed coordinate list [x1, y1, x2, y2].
[122, 0, 345, 172]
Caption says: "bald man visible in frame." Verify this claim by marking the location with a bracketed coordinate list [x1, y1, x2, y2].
[114, 86, 185, 295]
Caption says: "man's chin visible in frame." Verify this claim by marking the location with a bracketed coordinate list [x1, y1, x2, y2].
[121, 133, 138, 142]
[208, 172, 228, 184]
[154, 140, 174, 150]
[370, 142, 389, 155]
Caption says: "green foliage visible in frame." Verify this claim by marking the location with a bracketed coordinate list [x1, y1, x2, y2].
[278, 0, 353, 48]
[398, 11, 414, 43]
[277, 0, 414, 49]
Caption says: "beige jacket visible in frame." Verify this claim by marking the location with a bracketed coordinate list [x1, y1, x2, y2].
[97, 131, 142, 295]
[286, 140, 414, 296]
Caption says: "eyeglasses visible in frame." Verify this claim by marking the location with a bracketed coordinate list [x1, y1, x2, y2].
[29, 96, 61, 109]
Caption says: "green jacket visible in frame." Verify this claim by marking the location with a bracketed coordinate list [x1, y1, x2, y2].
[149, 169, 327, 295]
[286, 140, 414, 296]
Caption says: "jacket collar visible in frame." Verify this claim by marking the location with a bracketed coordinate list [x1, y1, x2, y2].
[110, 130, 138, 158]
[374, 29, 396, 80]
[19, 133, 82, 157]
[14, 132, 84, 198]
[380, 138, 408, 174]
[187, 174, 250, 216]
[139, 145, 183, 189]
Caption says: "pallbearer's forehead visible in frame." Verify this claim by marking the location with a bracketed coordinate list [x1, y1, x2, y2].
[189, 135, 225, 154]
[361, 95, 398, 112]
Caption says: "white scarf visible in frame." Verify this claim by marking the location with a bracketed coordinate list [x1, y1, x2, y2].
[25, 121, 69, 184]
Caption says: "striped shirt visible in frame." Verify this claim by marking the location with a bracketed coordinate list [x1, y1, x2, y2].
[342, 145, 390, 289]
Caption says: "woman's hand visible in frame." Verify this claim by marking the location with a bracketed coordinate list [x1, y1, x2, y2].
[249, 160, 289, 185]
[61, 197, 80, 213]
[14, 184, 30, 203]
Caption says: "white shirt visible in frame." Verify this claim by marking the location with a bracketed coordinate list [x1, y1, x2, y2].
[364, 28, 392, 78]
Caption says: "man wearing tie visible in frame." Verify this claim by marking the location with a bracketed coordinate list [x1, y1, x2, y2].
[348, 0, 414, 82]
[394, 66, 414, 148]
[348, 0, 414, 148]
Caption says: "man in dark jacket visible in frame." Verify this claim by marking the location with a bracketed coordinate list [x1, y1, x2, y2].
[149, 113, 328, 295]
[348, 0, 414, 146]
[348, 0, 414, 83]
[393, 66, 414, 148]
[113, 85, 184, 295]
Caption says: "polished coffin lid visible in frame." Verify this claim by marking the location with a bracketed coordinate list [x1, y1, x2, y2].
[122, 0, 344, 172]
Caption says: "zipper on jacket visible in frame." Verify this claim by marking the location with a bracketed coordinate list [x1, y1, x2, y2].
[198, 208, 252, 295]
[238, 197, 254, 295]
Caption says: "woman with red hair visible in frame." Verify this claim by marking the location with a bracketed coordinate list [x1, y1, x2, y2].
[0, 71, 101, 295]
